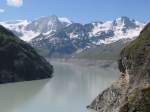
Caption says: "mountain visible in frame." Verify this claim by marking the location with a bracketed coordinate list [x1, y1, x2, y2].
[0, 16, 72, 41]
[0, 16, 145, 58]
[88, 23, 150, 112]
[0, 25, 53, 84]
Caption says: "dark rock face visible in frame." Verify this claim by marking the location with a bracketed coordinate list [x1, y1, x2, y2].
[0, 25, 53, 84]
[88, 23, 150, 112]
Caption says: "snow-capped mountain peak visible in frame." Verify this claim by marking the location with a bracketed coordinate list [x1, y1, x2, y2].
[25, 16, 63, 33]
[113, 16, 137, 29]
[0, 16, 73, 41]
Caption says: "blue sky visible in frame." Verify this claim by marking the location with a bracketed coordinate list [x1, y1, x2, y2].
[0, 0, 150, 23]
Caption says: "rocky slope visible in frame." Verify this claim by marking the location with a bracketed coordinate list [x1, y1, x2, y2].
[0, 16, 145, 58]
[88, 23, 150, 112]
[73, 39, 131, 60]
[0, 25, 53, 84]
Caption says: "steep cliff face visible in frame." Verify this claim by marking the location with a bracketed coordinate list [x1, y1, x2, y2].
[88, 23, 150, 112]
[0, 25, 53, 84]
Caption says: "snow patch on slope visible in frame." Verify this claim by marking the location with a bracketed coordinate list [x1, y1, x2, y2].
[0, 20, 40, 41]
[89, 21, 113, 37]
[58, 17, 72, 25]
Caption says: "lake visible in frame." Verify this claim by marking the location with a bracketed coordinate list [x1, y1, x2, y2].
[0, 60, 119, 112]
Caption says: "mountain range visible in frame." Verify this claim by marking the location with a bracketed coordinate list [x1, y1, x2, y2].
[0, 16, 146, 58]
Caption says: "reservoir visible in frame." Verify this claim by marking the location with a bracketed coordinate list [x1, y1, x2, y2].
[0, 60, 119, 112]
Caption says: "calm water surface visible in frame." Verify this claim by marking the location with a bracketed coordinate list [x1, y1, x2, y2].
[0, 60, 119, 112]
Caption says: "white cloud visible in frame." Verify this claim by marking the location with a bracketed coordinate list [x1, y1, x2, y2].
[6, 0, 23, 7]
[0, 9, 5, 13]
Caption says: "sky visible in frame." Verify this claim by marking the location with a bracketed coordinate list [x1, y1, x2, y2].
[0, 0, 150, 23]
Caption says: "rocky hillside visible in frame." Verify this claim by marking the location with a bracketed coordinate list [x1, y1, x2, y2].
[73, 39, 131, 60]
[0, 25, 53, 84]
[88, 23, 150, 112]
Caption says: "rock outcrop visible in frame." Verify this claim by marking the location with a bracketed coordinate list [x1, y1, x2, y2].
[0, 25, 53, 84]
[88, 23, 150, 112]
